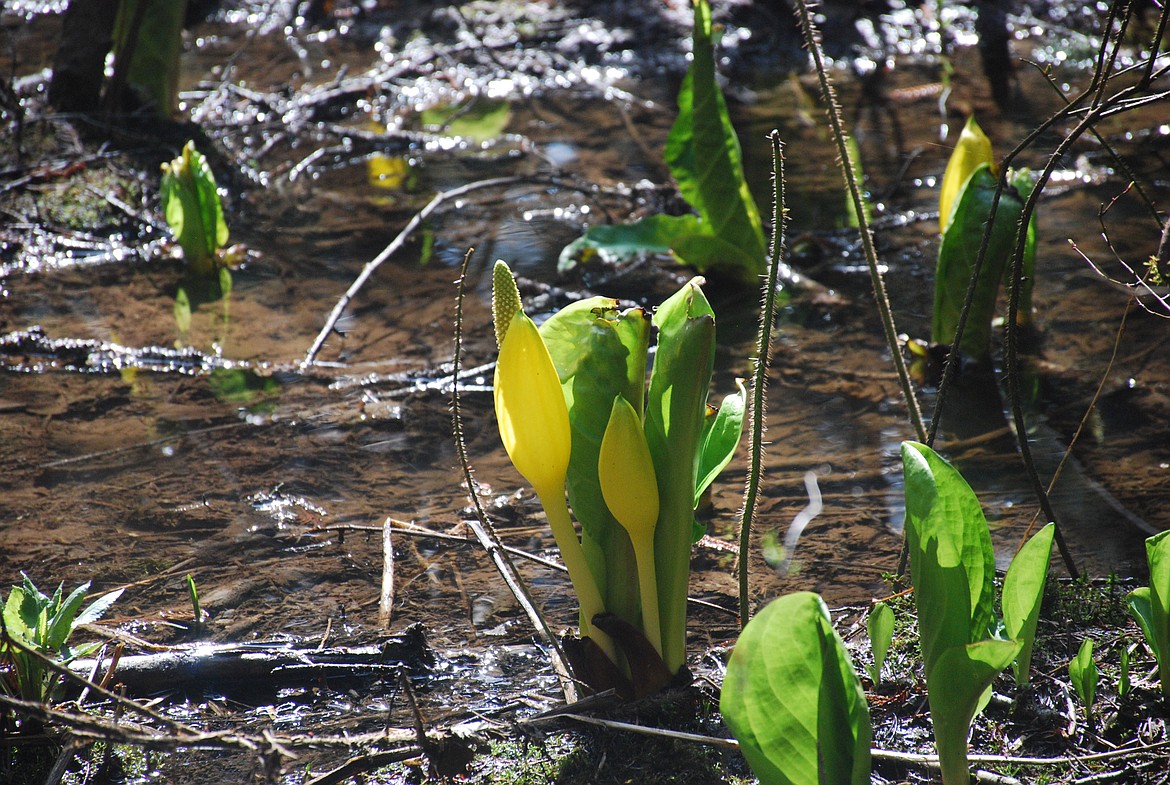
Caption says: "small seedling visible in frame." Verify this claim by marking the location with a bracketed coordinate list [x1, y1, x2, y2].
[866, 601, 894, 684]
[186, 574, 203, 637]
[1119, 638, 1132, 699]
[1, 574, 123, 704]
[1069, 638, 1098, 725]
[161, 141, 230, 279]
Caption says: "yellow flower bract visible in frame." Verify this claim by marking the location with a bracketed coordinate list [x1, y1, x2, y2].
[493, 310, 571, 497]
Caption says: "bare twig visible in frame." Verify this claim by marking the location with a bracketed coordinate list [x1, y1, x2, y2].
[791, 0, 926, 445]
[378, 518, 395, 629]
[301, 176, 524, 369]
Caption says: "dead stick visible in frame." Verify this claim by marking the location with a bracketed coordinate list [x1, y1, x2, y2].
[379, 518, 395, 628]
[301, 176, 525, 368]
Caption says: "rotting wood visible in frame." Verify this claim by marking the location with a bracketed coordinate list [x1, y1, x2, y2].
[68, 624, 432, 697]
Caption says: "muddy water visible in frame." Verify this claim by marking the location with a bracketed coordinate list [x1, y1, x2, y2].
[2, 1, 1170, 778]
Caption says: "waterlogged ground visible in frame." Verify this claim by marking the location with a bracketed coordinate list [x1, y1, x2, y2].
[2, 1, 1170, 782]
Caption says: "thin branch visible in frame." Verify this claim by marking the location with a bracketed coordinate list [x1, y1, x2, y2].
[791, 0, 926, 445]
[301, 176, 524, 369]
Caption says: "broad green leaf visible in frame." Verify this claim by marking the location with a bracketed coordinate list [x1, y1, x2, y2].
[1128, 586, 1156, 662]
[929, 639, 1021, 785]
[721, 592, 871, 785]
[939, 116, 994, 234]
[74, 588, 126, 629]
[694, 382, 746, 507]
[112, 0, 185, 118]
[1002, 522, 1054, 687]
[557, 213, 706, 272]
[662, 0, 765, 278]
[671, 231, 762, 275]
[1069, 638, 1098, 719]
[541, 299, 651, 626]
[420, 99, 511, 144]
[646, 279, 715, 674]
[3, 587, 33, 641]
[901, 442, 996, 679]
[866, 602, 894, 683]
[932, 165, 1025, 360]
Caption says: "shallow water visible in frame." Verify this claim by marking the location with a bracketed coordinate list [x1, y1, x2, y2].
[2, 1, 1170, 779]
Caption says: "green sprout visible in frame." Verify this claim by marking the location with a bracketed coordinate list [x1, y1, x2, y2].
[161, 141, 230, 279]
[1069, 638, 1098, 725]
[933, 116, 1037, 362]
[1128, 530, 1170, 697]
[1, 574, 123, 705]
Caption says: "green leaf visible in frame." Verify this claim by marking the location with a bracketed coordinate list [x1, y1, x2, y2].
[932, 165, 1026, 360]
[112, 0, 186, 117]
[721, 592, 871, 785]
[866, 602, 894, 684]
[662, 0, 765, 278]
[694, 381, 746, 507]
[901, 441, 997, 679]
[929, 639, 1021, 785]
[557, 213, 706, 272]
[1069, 638, 1098, 720]
[161, 142, 229, 277]
[541, 298, 652, 628]
[646, 279, 716, 674]
[1119, 639, 1132, 699]
[420, 99, 511, 144]
[1002, 522, 1054, 687]
[1135, 530, 1170, 696]
[45, 581, 91, 652]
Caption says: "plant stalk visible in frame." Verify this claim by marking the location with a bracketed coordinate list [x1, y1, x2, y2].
[738, 130, 786, 628]
[539, 489, 617, 663]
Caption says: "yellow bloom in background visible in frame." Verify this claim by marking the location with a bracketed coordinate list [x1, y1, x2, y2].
[599, 395, 662, 655]
[939, 116, 994, 234]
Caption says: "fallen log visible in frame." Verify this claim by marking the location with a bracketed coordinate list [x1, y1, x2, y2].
[70, 624, 432, 697]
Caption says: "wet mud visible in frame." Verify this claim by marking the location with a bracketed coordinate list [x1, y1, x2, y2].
[2, 1, 1170, 781]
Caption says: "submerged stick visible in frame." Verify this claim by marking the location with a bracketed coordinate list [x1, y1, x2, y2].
[450, 248, 579, 703]
[301, 176, 523, 369]
[737, 130, 787, 628]
[378, 518, 395, 629]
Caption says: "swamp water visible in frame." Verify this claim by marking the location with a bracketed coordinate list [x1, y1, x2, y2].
[2, 1, 1169, 781]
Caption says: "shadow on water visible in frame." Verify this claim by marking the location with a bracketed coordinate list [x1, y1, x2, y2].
[2, 0, 1169, 779]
